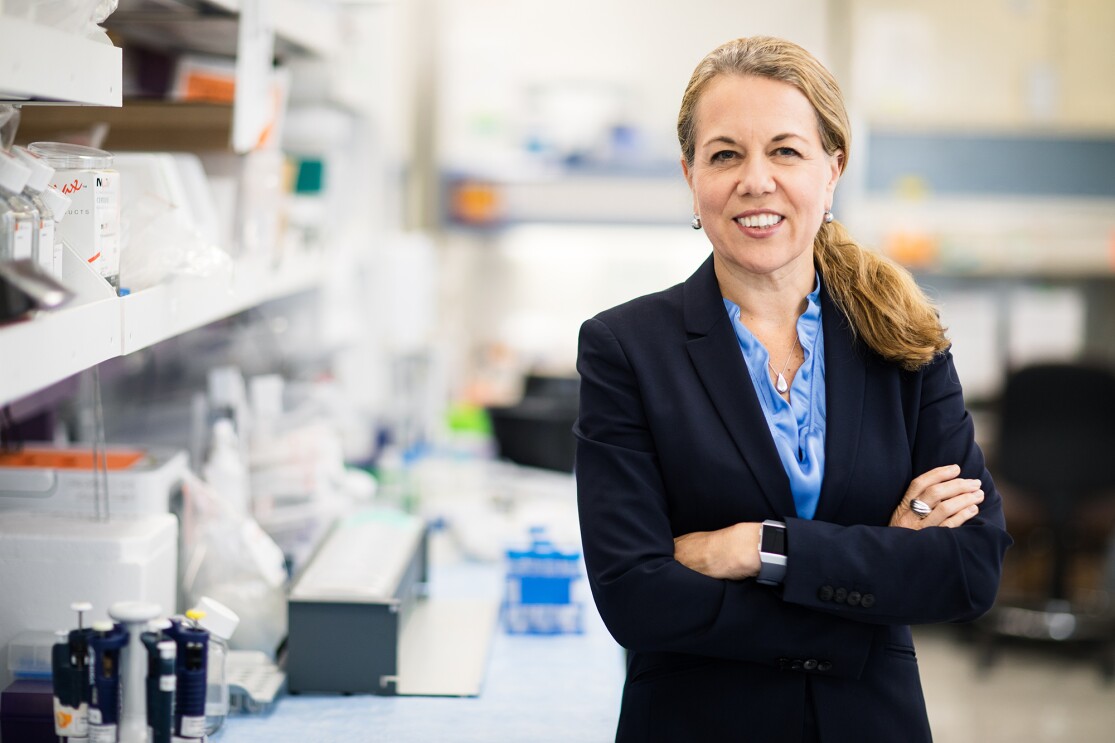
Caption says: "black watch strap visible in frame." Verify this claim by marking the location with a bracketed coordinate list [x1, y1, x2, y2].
[757, 519, 787, 586]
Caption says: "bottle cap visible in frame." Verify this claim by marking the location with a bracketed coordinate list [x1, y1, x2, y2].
[11, 146, 54, 192]
[27, 142, 114, 169]
[193, 596, 240, 641]
[108, 600, 161, 624]
[39, 186, 71, 223]
[0, 150, 32, 194]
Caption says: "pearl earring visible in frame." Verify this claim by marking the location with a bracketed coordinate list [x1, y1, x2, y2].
[823, 210, 834, 224]
[691, 214, 702, 230]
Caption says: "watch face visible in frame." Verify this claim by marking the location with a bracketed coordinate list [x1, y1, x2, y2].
[761, 525, 786, 554]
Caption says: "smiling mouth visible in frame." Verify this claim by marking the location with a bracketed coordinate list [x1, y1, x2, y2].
[735, 214, 784, 228]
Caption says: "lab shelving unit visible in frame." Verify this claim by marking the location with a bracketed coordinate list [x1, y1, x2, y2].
[0, 1, 356, 408]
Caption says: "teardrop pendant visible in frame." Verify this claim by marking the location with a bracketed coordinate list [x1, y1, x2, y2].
[775, 373, 789, 394]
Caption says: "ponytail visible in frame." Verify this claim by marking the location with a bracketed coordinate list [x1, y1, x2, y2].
[814, 220, 949, 370]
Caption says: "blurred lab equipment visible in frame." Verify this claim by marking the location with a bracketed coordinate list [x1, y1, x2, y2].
[286, 508, 498, 697]
[28, 142, 121, 290]
[179, 470, 287, 657]
[11, 145, 69, 279]
[51, 604, 92, 740]
[193, 595, 240, 736]
[204, 418, 251, 515]
[167, 610, 210, 741]
[0, 512, 178, 692]
[979, 362, 1115, 678]
[0, 445, 188, 515]
[107, 600, 162, 743]
[87, 619, 128, 742]
[0, 258, 74, 322]
[140, 621, 176, 743]
[503, 526, 584, 635]
[486, 374, 579, 472]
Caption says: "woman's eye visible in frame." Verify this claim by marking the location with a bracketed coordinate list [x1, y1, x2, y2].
[773, 147, 800, 158]
[710, 150, 736, 163]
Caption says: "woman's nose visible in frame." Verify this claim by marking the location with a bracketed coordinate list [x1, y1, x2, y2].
[736, 158, 775, 196]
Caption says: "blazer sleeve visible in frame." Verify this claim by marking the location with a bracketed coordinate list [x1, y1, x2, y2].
[779, 349, 1014, 625]
[575, 317, 877, 679]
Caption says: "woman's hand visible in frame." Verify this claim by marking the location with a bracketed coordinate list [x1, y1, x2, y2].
[891, 464, 984, 530]
[673, 522, 761, 579]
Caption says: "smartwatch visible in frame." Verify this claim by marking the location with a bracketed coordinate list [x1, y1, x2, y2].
[757, 519, 788, 586]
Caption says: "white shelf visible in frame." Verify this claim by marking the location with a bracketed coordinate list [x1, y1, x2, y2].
[0, 17, 122, 105]
[0, 298, 119, 404]
[0, 254, 323, 405]
[120, 254, 322, 354]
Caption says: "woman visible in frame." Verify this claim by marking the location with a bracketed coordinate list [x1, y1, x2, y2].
[574, 36, 1011, 742]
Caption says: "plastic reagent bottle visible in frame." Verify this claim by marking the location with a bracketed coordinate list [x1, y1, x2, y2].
[194, 596, 240, 736]
[12, 146, 55, 275]
[203, 417, 251, 515]
[0, 150, 39, 265]
[13, 146, 70, 278]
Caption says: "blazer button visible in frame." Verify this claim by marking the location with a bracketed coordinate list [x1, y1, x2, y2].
[847, 591, 862, 607]
[818, 661, 833, 672]
[818, 585, 834, 601]
[803, 659, 818, 671]
[834, 587, 848, 603]
[861, 593, 876, 608]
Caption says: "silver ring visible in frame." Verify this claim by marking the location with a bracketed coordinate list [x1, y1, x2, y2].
[909, 498, 931, 518]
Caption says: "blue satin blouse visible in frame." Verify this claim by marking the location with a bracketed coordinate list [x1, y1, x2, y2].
[723, 278, 826, 519]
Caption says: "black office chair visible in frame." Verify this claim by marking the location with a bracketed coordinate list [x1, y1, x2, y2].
[979, 362, 1115, 679]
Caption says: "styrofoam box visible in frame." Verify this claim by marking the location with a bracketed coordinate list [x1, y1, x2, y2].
[0, 512, 178, 690]
[0, 446, 187, 515]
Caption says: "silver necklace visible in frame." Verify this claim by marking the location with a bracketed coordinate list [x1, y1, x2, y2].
[768, 336, 799, 394]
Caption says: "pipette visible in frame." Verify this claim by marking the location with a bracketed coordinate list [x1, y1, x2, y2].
[141, 619, 176, 743]
[168, 610, 209, 740]
[51, 601, 93, 740]
[87, 620, 127, 743]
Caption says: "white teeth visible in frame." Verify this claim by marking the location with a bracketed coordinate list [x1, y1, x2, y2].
[736, 213, 782, 228]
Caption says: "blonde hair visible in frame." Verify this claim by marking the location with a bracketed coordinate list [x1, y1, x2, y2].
[678, 36, 948, 370]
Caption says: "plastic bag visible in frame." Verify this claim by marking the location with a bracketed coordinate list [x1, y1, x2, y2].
[179, 470, 288, 657]
[2, 0, 118, 37]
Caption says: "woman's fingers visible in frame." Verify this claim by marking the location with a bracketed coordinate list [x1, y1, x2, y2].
[935, 490, 985, 528]
[917, 477, 984, 509]
[891, 464, 986, 529]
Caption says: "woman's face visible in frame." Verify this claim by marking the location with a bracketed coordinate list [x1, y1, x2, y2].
[683, 74, 842, 286]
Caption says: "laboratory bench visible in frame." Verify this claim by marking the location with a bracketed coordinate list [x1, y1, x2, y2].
[217, 558, 625, 743]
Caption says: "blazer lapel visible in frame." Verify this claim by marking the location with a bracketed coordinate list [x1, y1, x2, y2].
[682, 256, 797, 518]
[814, 286, 866, 521]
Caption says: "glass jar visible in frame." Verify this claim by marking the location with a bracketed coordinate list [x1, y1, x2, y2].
[28, 142, 120, 289]
[194, 596, 240, 736]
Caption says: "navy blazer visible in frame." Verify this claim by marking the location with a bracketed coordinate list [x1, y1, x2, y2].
[575, 255, 1012, 743]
